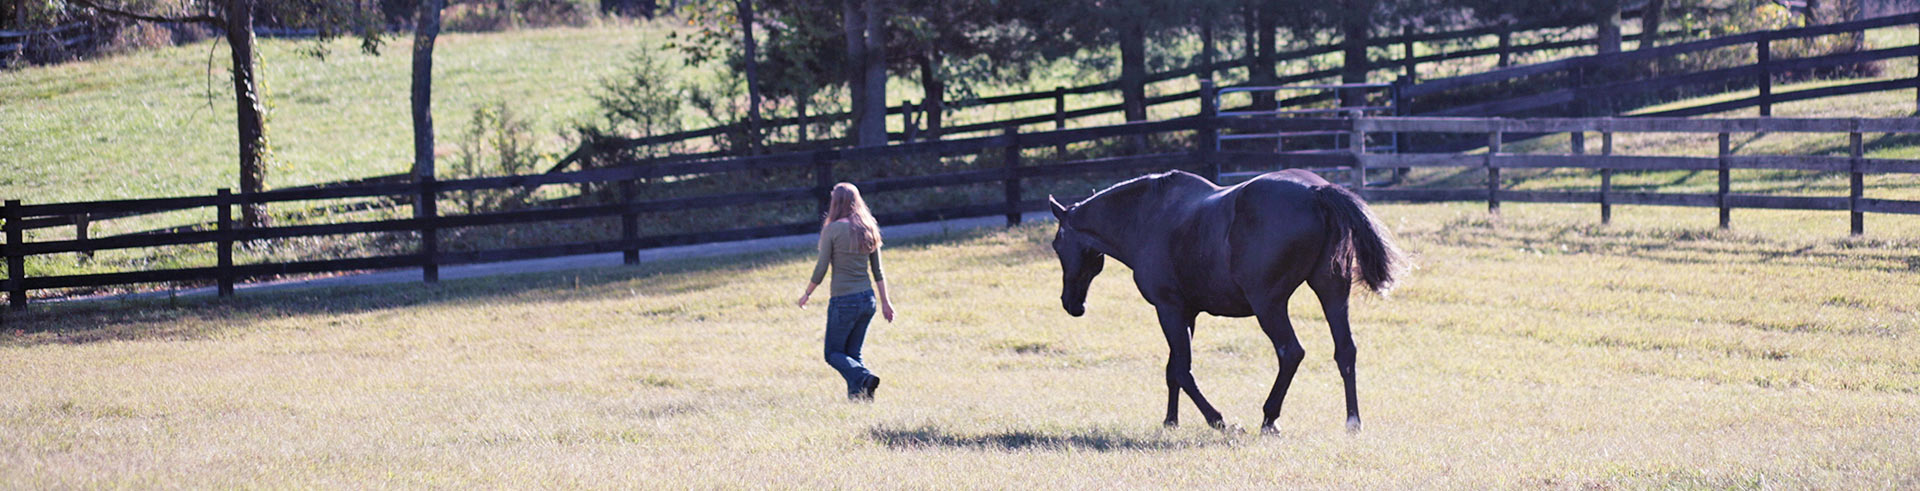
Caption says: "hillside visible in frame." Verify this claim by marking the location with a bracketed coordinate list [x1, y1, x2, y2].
[0, 24, 671, 205]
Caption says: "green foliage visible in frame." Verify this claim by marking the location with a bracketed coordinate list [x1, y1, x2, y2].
[590, 47, 687, 143]
[448, 101, 542, 213]
[440, 0, 599, 32]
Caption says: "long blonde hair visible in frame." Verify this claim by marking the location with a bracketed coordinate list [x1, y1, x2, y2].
[823, 182, 883, 253]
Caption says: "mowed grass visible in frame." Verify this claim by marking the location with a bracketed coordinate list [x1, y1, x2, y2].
[3, 202, 1917, 487]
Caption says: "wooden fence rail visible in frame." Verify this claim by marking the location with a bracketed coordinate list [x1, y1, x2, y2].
[7, 110, 1920, 313]
[9, 14, 1845, 243]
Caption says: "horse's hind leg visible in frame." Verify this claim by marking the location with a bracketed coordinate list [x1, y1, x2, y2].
[1308, 271, 1362, 432]
[1163, 376, 1180, 428]
[1156, 307, 1226, 430]
[1255, 299, 1306, 435]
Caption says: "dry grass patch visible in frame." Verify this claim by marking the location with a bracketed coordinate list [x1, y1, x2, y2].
[2, 203, 1918, 487]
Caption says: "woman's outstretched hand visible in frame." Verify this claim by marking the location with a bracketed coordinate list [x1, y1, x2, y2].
[881, 302, 895, 323]
[796, 293, 810, 308]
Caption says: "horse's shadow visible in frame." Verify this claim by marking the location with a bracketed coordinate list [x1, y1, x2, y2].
[865, 425, 1225, 452]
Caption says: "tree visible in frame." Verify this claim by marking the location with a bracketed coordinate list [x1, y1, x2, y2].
[413, 0, 444, 180]
[70, 0, 383, 226]
[739, 0, 764, 151]
[1012, 0, 1190, 123]
[1639, 0, 1666, 50]
[1596, 0, 1623, 54]
[844, 0, 887, 146]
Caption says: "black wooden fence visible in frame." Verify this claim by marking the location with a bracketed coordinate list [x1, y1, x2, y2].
[7, 84, 1920, 312]
[0, 115, 1207, 312]
[1406, 11, 1920, 119]
[15, 11, 1891, 242]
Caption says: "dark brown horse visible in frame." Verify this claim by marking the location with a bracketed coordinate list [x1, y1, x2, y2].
[1048, 169, 1405, 434]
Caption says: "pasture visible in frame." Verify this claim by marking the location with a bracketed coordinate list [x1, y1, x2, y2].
[4, 202, 1916, 487]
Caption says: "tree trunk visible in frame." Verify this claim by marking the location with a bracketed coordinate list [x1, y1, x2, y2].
[918, 50, 942, 139]
[1596, 0, 1622, 55]
[843, 0, 866, 146]
[1119, 21, 1147, 122]
[1638, 0, 1664, 51]
[1200, 14, 1216, 80]
[740, 0, 761, 153]
[411, 0, 443, 181]
[1252, 0, 1278, 110]
[843, 0, 885, 147]
[1340, 0, 1371, 107]
[226, 0, 267, 227]
[859, 0, 887, 147]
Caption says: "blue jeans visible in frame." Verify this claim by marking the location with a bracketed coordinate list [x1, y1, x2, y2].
[824, 289, 877, 394]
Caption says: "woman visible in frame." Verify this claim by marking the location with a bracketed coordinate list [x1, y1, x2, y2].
[796, 182, 896, 401]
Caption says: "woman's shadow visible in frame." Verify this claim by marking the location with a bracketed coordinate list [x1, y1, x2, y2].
[866, 425, 1228, 452]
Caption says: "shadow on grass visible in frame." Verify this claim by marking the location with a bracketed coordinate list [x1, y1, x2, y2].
[865, 425, 1220, 452]
[1, 225, 1030, 347]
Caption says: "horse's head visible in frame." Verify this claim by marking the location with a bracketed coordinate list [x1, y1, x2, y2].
[1050, 195, 1105, 317]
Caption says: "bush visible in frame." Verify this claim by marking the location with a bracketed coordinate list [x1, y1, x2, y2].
[448, 101, 542, 214]
[589, 48, 687, 150]
[442, 0, 597, 32]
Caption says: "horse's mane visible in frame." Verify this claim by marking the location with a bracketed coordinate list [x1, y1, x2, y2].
[1075, 170, 1207, 208]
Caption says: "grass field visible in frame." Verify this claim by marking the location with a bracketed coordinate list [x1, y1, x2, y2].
[4, 202, 1917, 487]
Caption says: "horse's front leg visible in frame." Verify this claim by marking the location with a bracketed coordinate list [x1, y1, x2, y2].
[1157, 306, 1229, 431]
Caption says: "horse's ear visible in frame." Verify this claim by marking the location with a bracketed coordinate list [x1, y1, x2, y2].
[1049, 195, 1070, 223]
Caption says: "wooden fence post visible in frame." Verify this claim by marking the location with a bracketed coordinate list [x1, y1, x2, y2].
[217, 189, 234, 297]
[74, 213, 92, 259]
[1601, 125, 1614, 224]
[813, 151, 833, 217]
[1402, 25, 1417, 83]
[904, 100, 919, 143]
[1391, 79, 1409, 182]
[418, 176, 439, 284]
[621, 179, 639, 265]
[1758, 38, 1773, 117]
[1573, 65, 1590, 116]
[1349, 108, 1367, 189]
[1054, 86, 1068, 157]
[1004, 126, 1023, 226]
[1199, 80, 1221, 182]
[5, 199, 23, 311]
[925, 96, 944, 140]
[1487, 125, 1502, 213]
[1496, 23, 1513, 67]
[1850, 124, 1865, 235]
[797, 98, 810, 145]
[1572, 129, 1587, 217]
[1718, 132, 1732, 229]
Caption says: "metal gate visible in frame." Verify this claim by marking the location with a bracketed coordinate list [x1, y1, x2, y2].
[1213, 83, 1400, 184]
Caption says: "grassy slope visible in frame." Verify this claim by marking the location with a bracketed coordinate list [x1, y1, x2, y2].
[3, 203, 1916, 487]
[0, 24, 671, 205]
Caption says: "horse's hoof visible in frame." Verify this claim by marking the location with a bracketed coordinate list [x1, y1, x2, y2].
[1346, 416, 1363, 433]
[1162, 420, 1178, 428]
[1209, 421, 1243, 434]
[1259, 425, 1280, 436]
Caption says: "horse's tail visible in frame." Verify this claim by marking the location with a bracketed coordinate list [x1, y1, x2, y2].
[1313, 184, 1408, 294]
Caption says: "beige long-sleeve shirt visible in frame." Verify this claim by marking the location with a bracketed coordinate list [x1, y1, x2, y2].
[809, 221, 885, 298]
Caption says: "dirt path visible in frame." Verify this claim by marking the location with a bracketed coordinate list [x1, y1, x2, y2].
[52, 212, 1052, 304]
